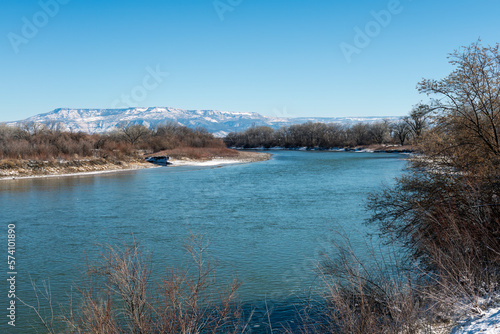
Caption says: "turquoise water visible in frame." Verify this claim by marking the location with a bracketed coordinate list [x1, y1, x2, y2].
[0, 151, 406, 332]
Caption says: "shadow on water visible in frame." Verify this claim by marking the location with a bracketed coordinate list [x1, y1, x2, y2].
[241, 297, 322, 333]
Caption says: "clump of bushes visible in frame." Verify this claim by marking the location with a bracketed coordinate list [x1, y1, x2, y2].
[223, 110, 428, 149]
[0, 121, 233, 162]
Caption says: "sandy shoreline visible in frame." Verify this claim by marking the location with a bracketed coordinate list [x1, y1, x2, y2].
[168, 151, 272, 167]
[0, 152, 272, 181]
[170, 159, 259, 167]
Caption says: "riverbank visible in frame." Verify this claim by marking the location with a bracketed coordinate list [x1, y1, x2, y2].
[0, 158, 157, 180]
[0, 151, 272, 180]
[355, 144, 415, 153]
[168, 151, 271, 166]
[230, 144, 415, 153]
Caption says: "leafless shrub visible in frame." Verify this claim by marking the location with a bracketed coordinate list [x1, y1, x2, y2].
[292, 234, 425, 334]
[413, 191, 500, 319]
[59, 235, 244, 334]
[151, 234, 244, 333]
[17, 278, 58, 334]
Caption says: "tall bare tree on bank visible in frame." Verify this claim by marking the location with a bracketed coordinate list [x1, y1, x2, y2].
[369, 41, 500, 289]
[118, 122, 151, 146]
[368, 121, 390, 144]
[418, 41, 500, 174]
[391, 121, 411, 146]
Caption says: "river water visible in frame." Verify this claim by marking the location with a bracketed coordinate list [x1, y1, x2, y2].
[0, 150, 406, 332]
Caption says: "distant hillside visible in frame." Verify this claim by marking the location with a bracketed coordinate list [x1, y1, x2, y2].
[7, 107, 401, 137]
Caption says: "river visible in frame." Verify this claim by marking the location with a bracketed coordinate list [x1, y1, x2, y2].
[0, 150, 406, 332]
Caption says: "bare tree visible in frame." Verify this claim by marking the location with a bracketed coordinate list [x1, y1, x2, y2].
[368, 121, 390, 144]
[347, 123, 371, 146]
[418, 41, 500, 159]
[368, 42, 500, 322]
[21, 121, 46, 136]
[391, 121, 411, 146]
[118, 122, 151, 146]
[44, 120, 66, 134]
[403, 104, 431, 140]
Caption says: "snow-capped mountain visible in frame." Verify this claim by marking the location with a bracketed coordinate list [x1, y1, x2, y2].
[8, 107, 400, 137]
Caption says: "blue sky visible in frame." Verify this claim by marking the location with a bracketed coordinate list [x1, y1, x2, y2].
[1, 0, 499, 122]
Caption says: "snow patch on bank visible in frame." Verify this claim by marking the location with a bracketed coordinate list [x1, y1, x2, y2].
[169, 158, 249, 167]
[451, 306, 500, 333]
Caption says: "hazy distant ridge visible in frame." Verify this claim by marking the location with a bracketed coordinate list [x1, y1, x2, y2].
[9, 107, 400, 137]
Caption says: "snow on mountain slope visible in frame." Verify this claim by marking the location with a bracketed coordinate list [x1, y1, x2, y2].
[7, 107, 400, 137]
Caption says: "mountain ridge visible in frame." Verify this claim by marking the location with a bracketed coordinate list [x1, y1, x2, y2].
[7, 107, 401, 137]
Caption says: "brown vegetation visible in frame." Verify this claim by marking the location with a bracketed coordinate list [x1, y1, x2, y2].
[315, 241, 423, 334]
[371, 41, 500, 273]
[224, 114, 427, 149]
[0, 121, 230, 160]
[360, 41, 500, 329]
[0, 122, 244, 177]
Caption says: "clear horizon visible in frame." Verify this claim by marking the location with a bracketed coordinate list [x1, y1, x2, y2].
[1, 0, 499, 122]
